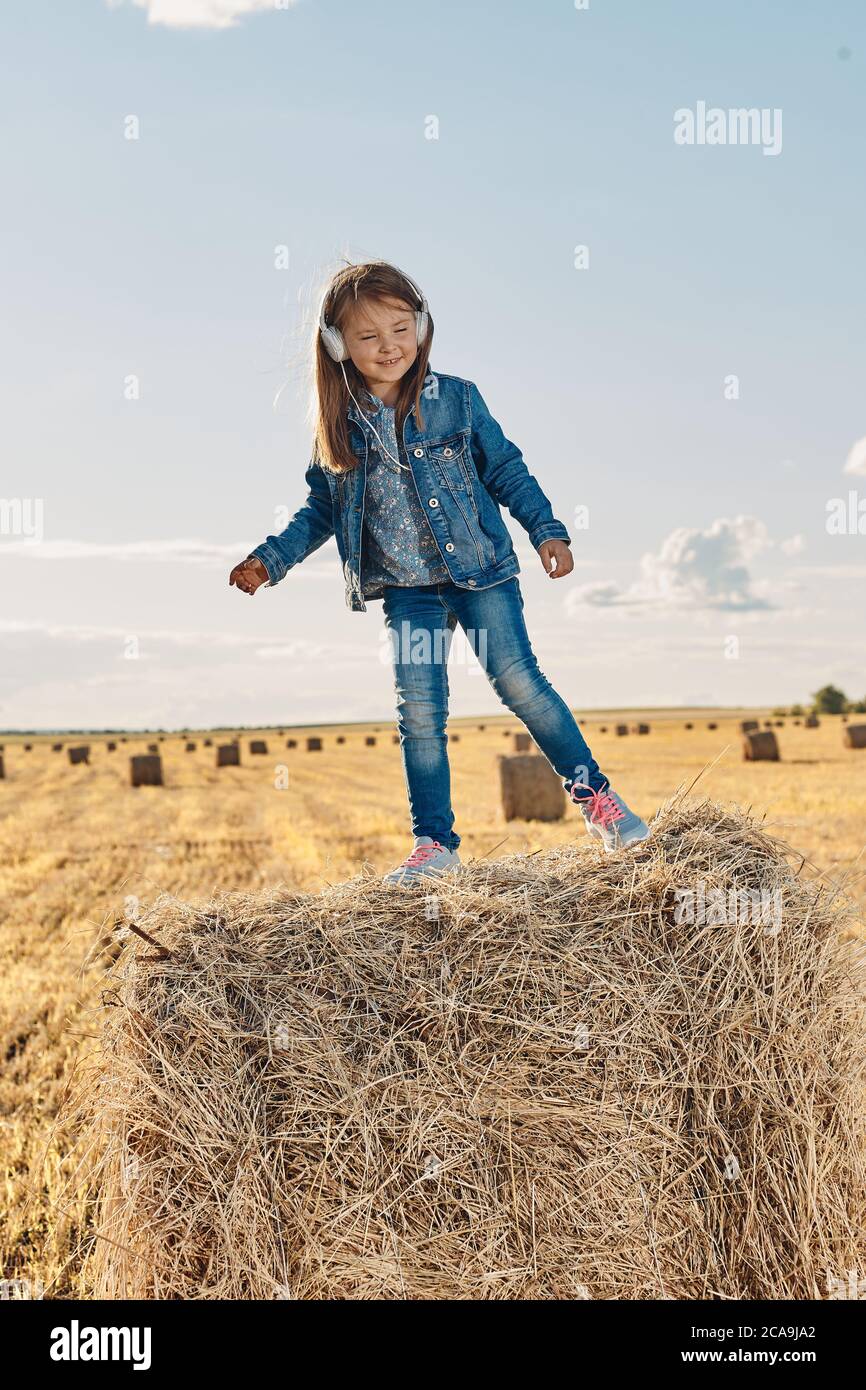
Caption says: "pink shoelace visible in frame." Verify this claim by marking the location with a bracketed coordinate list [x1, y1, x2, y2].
[402, 841, 444, 867]
[568, 784, 624, 829]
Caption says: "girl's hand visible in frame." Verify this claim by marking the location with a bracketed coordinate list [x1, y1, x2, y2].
[229, 556, 270, 595]
[538, 539, 573, 579]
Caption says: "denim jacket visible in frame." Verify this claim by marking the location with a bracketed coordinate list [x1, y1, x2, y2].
[251, 369, 572, 613]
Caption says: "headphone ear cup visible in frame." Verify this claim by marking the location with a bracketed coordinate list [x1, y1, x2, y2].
[320, 325, 347, 362]
[415, 310, 429, 347]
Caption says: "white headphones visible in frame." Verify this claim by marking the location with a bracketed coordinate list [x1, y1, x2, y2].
[318, 265, 429, 363]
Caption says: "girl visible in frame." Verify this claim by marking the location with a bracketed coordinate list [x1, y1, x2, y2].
[230, 261, 650, 884]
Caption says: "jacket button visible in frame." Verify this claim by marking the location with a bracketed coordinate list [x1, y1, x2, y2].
[443, 447, 453, 457]
[429, 497, 439, 507]
[413, 448, 424, 458]
[445, 542, 454, 552]
[468, 579, 477, 586]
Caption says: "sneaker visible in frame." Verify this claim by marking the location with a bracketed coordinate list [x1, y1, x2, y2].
[569, 784, 651, 854]
[384, 835, 461, 886]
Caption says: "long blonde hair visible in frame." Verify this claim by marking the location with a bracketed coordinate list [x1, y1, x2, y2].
[313, 261, 434, 475]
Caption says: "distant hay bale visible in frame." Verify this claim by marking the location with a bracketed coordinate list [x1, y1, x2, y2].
[250, 741, 268, 755]
[740, 720, 759, 734]
[106, 741, 117, 752]
[615, 724, 628, 737]
[365, 737, 377, 747]
[0, 755, 4, 780]
[742, 731, 780, 762]
[513, 732, 533, 753]
[147, 743, 159, 755]
[68, 746, 90, 766]
[130, 754, 163, 788]
[450, 733, 460, 743]
[684, 723, 693, 730]
[841, 716, 849, 724]
[203, 739, 213, 747]
[477, 724, 486, 731]
[843, 724, 866, 750]
[75, 798, 866, 1301]
[336, 736, 346, 745]
[775, 720, 785, 727]
[307, 737, 322, 752]
[392, 734, 399, 744]
[185, 742, 197, 753]
[23, 744, 32, 752]
[216, 744, 240, 768]
[286, 739, 297, 750]
[707, 722, 718, 730]
[632, 723, 650, 735]
[793, 719, 801, 726]
[52, 743, 63, 752]
[599, 726, 608, 733]
[805, 715, 820, 729]
[499, 753, 565, 822]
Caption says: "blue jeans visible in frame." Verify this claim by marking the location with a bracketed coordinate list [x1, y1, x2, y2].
[381, 577, 608, 851]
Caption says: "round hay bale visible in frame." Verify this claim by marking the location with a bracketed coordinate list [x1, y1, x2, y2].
[106, 741, 117, 752]
[804, 715, 820, 728]
[684, 723, 693, 730]
[843, 724, 866, 750]
[336, 736, 346, 745]
[286, 739, 297, 750]
[499, 753, 565, 822]
[76, 799, 866, 1301]
[365, 737, 377, 747]
[477, 724, 486, 731]
[763, 720, 773, 729]
[513, 732, 533, 753]
[0, 754, 4, 780]
[392, 734, 399, 744]
[131, 754, 163, 788]
[793, 719, 801, 726]
[632, 723, 650, 735]
[740, 720, 759, 734]
[450, 733, 460, 743]
[742, 730, 780, 762]
[707, 722, 718, 731]
[52, 743, 63, 752]
[307, 737, 323, 752]
[599, 726, 608, 734]
[615, 724, 628, 737]
[67, 745, 90, 766]
[203, 738, 213, 747]
[250, 740, 268, 755]
[185, 742, 197, 753]
[216, 744, 240, 768]
[775, 720, 785, 728]
[147, 743, 159, 755]
[23, 744, 32, 752]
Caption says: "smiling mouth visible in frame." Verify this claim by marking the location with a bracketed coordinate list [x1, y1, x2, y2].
[379, 356, 401, 367]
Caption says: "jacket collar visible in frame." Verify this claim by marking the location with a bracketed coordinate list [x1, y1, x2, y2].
[346, 367, 435, 428]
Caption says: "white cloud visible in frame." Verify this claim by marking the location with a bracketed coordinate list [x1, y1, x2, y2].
[844, 436, 866, 476]
[107, 0, 291, 30]
[565, 516, 774, 614]
[0, 537, 336, 570]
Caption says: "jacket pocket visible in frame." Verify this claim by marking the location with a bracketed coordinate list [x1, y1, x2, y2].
[428, 433, 473, 494]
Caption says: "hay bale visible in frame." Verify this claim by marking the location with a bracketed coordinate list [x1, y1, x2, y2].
[106, 741, 117, 752]
[843, 724, 866, 750]
[185, 742, 197, 753]
[286, 739, 297, 750]
[203, 738, 213, 747]
[131, 754, 163, 788]
[742, 730, 780, 762]
[615, 724, 628, 737]
[707, 722, 718, 731]
[336, 736, 345, 745]
[499, 753, 565, 822]
[52, 743, 63, 752]
[365, 737, 377, 747]
[76, 799, 866, 1301]
[216, 744, 240, 768]
[450, 733, 460, 743]
[68, 746, 90, 766]
[684, 723, 693, 730]
[793, 719, 801, 726]
[775, 720, 785, 728]
[307, 737, 322, 752]
[392, 734, 399, 744]
[477, 724, 485, 731]
[805, 715, 820, 728]
[632, 723, 650, 735]
[599, 726, 608, 734]
[250, 740, 268, 755]
[147, 743, 159, 755]
[513, 732, 533, 753]
[0, 754, 4, 780]
[740, 720, 759, 734]
[23, 744, 32, 752]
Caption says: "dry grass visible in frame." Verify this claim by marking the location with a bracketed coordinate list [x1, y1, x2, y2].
[71, 796, 865, 1300]
[0, 711, 864, 1297]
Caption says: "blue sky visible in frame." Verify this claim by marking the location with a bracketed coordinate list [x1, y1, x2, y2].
[1, 0, 864, 729]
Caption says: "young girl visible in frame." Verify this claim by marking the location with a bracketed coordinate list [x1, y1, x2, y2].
[230, 261, 650, 884]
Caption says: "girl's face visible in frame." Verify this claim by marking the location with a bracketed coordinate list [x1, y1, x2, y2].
[341, 296, 418, 397]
